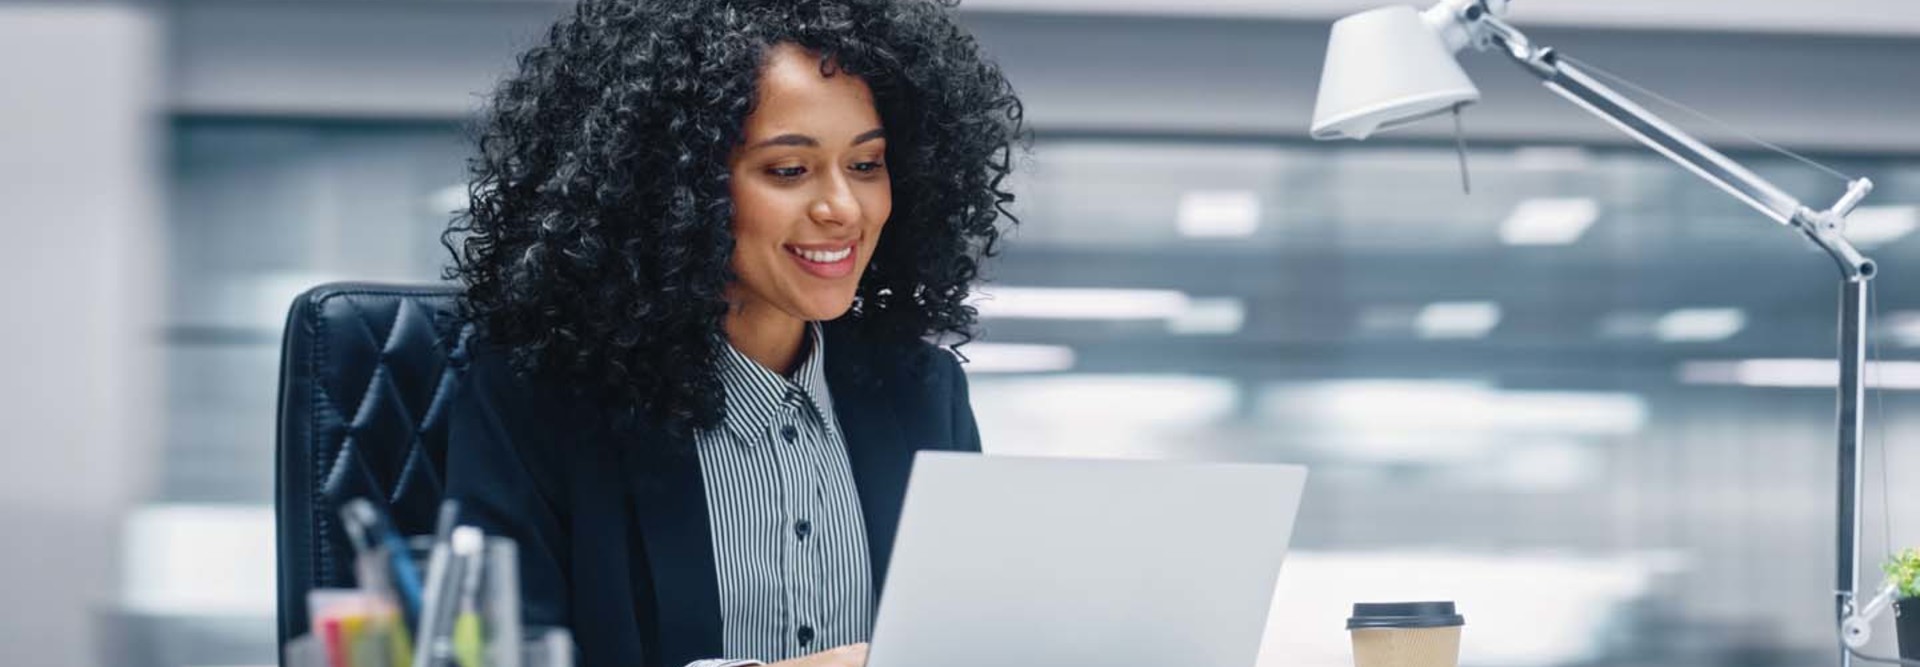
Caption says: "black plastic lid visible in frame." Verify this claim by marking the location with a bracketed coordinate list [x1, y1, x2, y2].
[1346, 601, 1465, 630]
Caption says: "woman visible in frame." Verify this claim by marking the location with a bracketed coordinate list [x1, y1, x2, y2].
[440, 1, 1024, 666]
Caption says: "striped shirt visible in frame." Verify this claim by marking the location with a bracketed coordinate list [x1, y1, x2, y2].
[687, 322, 874, 667]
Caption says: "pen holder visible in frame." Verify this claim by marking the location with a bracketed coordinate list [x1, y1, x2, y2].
[402, 534, 526, 667]
[285, 626, 574, 667]
[292, 531, 564, 667]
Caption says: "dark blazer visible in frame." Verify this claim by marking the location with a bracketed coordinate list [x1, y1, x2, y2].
[444, 319, 982, 667]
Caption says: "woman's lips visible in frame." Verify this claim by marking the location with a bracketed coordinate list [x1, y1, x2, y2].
[785, 243, 856, 279]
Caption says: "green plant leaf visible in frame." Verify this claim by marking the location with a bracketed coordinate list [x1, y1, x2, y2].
[1886, 548, 1920, 599]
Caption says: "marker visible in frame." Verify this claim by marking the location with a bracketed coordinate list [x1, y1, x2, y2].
[341, 498, 426, 625]
[451, 527, 488, 667]
[413, 499, 465, 667]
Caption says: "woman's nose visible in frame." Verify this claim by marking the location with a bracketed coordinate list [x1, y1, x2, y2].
[809, 171, 861, 226]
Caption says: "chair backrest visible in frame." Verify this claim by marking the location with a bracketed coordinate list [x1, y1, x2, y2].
[274, 282, 470, 646]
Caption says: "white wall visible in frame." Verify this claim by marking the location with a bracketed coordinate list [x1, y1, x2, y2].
[167, 2, 1920, 152]
[167, 1, 557, 119]
[964, 13, 1920, 153]
[964, 0, 1920, 37]
[0, 3, 164, 665]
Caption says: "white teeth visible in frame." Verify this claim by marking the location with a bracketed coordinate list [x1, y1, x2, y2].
[790, 246, 852, 263]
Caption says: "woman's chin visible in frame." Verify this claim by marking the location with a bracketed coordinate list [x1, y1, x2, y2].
[794, 294, 857, 323]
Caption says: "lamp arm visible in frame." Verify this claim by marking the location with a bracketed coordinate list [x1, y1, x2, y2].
[1421, 7, 1883, 667]
[1449, 8, 1878, 281]
[1505, 29, 1882, 665]
[1843, 578, 1900, 648]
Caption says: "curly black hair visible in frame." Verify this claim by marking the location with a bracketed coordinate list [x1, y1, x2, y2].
[443, 0, 1024, 446]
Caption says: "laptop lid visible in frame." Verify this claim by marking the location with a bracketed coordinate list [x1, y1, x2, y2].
[866, 452, 1308, 667]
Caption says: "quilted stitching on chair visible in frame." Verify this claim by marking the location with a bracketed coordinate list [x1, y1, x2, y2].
[276, 283, 470, 644]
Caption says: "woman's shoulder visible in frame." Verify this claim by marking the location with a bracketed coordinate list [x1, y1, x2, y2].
[820, 319, 964, 389]
[458, 339, 570, 413]
[449, 338, 606, 473]
[448, 336, 709, 501]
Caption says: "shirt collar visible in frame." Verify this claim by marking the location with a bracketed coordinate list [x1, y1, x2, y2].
[715, 321, 838, 446]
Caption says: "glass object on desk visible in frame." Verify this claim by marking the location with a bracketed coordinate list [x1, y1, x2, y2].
[402, 533, 534, 667]
[282, 626, 573, 667]
[285, 530, 569, 667]
[521, 628, 577, 667]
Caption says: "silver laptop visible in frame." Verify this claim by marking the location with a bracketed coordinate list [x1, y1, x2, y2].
[866, 452, 1308, 667]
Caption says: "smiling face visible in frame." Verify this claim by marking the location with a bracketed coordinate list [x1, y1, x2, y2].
[725, 43, 892, 340]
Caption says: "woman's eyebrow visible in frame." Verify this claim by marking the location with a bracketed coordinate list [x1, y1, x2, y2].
[747, 128, 885, 152]
[749, 133, 818, 151]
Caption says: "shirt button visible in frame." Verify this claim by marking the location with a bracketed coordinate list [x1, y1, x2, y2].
[780, 424, 798, 443]
[797, 625, 815, 647]
[794, 518, 812, 540]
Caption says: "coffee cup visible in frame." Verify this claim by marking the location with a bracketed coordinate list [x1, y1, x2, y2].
[1346, 601, 1465, 667]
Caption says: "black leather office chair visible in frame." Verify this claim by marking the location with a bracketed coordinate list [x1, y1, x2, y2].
[274, 282, 470, 646]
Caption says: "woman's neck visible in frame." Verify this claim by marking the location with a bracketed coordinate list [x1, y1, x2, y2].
[723, 301, 808, 376]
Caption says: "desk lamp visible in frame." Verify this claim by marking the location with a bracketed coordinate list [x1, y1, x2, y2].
[1309, 1, 1893, 664]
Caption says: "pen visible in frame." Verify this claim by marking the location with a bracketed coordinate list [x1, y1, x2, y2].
[434, 500, 461, 544]
[450, 527, 488, 667]
[412, 499, 464, 667]
[341, 498, 426, 627]
[342, 614, 371, 667]
[322, 616, 347, 667]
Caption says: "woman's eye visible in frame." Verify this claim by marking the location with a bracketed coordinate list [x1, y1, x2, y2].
[851, 161, 886, 174]
[768, 165, 807, 179]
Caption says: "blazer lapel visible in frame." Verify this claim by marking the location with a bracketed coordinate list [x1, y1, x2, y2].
[626, 437, 724, 665]
[823, 327, 915, 595]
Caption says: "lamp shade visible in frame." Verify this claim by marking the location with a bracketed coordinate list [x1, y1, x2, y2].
[1310, 5, 1480, 140]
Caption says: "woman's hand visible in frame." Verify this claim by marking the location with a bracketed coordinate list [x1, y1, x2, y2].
[765, 643, 868, 667]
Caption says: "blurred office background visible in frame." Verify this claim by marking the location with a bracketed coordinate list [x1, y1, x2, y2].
[5, 0, 1920, 665]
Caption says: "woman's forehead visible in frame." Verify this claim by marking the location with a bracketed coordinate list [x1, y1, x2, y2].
[746, 45, 880, 133]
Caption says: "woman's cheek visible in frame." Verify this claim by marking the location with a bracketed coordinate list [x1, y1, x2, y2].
[865, 182, 893, 232]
